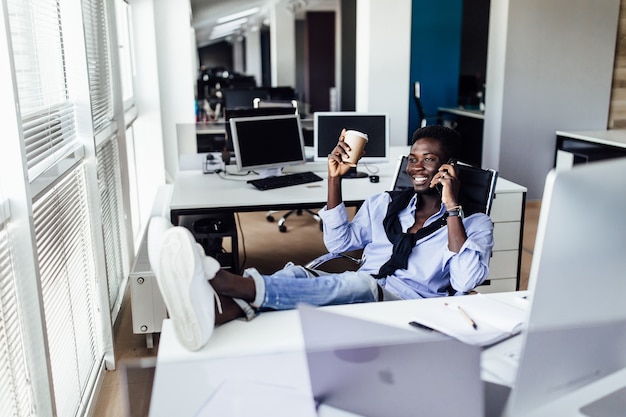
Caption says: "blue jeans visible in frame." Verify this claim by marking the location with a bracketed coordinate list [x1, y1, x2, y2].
[244, 262, 380, 310]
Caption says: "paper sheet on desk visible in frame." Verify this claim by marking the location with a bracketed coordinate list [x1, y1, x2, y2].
[411, 294, 528, 347]
[195, 378, 317, 417]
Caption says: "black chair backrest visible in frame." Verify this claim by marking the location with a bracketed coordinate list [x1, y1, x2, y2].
[392, 156, 498, 216]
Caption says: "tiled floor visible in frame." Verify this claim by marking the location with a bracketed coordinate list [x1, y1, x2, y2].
[92, 200, 541, 416]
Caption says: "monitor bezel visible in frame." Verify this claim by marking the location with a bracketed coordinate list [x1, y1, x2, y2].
[313, 112, 390, 164]
[230, 114, 307, 173]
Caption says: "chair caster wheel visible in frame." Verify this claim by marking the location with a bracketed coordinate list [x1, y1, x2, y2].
[279, 225, 287, 233]
[266, 215, 275, 222]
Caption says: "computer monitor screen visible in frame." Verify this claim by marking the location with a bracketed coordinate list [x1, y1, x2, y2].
[230, 114, 306, 175]
[314, 112, 389, 177]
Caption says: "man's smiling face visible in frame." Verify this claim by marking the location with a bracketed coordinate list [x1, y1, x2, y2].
[406, 137, 445, 193]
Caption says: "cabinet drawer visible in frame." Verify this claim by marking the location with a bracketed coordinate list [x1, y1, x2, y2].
[491, 192, 524, 222]
[488, 250, 519, 279]
[493, 221, 521, 251]
[475, 277, 517, 293]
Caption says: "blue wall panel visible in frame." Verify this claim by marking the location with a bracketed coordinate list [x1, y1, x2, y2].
[408, 0, 463, 140]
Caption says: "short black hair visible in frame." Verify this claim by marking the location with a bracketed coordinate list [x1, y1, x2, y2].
[411, 125, 461, 161]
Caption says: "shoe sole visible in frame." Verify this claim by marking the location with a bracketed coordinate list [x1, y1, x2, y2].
[158, 227, 214, 350]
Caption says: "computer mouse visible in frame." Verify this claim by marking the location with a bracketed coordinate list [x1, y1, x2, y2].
[369, 175, 380, 183]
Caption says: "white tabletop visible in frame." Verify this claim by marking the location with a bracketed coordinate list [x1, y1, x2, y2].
[149, 292, 527, 417]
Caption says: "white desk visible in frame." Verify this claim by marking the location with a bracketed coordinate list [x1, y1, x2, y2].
[149, 292, 527, 417]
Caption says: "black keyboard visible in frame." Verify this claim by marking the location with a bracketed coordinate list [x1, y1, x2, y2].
[247, 171, 323, 190]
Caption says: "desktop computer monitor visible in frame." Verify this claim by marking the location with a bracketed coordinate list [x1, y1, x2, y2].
[314, 112, 389, 178]
[224, 107, 298, 155]
[501, 157, 626, 416]
[229, 114, 306, 177]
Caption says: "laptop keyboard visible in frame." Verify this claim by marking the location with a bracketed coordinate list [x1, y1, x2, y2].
[247, 171, 323, 190]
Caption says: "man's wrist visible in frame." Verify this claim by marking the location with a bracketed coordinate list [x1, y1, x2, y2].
[446, 205, 464, 219]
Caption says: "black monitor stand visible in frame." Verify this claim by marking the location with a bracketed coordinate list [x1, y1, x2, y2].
[343, 166, 368, 179]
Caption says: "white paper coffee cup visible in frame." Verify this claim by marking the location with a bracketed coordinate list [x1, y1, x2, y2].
[342, 130, 368, 167]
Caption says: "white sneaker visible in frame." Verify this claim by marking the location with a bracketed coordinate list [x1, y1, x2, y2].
[158, 226, 217, 351]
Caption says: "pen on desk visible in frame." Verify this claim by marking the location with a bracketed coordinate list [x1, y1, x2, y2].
[457, 306, 478, 330]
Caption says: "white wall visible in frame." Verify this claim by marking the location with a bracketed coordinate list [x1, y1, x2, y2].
[483, 0, 620, 200]
[356, 0, 412, 146]
[129, 0, 166, 233]
[244, 28, 263, 85]
[153, 0, 196, 180]
[270, 0, 296, 86]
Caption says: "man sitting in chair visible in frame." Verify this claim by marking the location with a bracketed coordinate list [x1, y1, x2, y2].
[148, 125, 494, 351]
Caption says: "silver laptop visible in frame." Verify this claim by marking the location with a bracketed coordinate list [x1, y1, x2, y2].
[298, 304, 484, 417]
[483, 158, 626, 417]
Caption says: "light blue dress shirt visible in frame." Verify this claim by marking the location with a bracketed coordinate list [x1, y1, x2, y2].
[318, 192, 494, 298]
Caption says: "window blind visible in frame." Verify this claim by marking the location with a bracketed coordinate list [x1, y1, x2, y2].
[85, 0, 126, 317]
[82, 0, 113, 134]
[114, 0, 135, 111]
[7, 0, 104, 415]
[0, 207, 36, 417]
[7, 0, 78, 181]
[96, 136, 126, 313]
[33, 167, 99, 417]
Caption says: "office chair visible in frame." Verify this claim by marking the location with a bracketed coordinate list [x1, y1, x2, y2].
[253, 97, 299, 114]
[306, 156, 498, 276]
[413, 81, 455, 128]
[266, 208, 322, 233]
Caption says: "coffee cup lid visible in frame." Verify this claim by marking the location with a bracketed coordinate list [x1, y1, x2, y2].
[345, 130, 368, 141]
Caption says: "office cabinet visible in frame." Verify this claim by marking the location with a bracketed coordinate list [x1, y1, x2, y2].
[475, 178, 526, 293]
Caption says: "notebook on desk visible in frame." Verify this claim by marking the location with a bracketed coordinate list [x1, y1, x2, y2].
[482, 158, 626, 417]
[297, 304, 484, 417]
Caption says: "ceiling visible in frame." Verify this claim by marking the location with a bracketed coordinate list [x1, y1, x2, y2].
[190, 0, 268, 48]
[190, 0, 313, 48]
